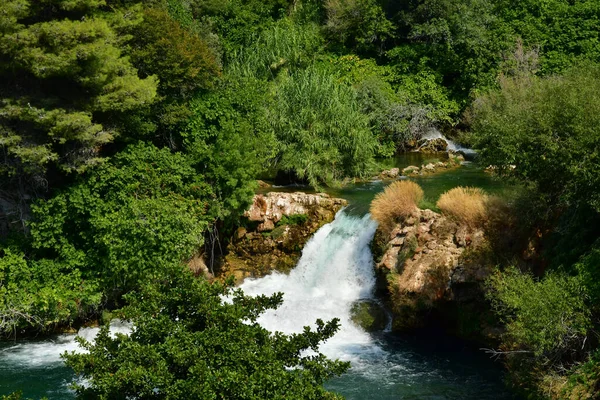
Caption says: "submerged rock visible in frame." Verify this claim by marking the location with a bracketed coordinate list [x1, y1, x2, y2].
[221, 192, 347, 283]
[350, 299, 388, 332]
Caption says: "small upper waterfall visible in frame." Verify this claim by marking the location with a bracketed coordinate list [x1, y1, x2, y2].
[422, 128, 476, 156]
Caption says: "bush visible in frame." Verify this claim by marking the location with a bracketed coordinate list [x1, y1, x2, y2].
[64, 266, 349, 399]
[436, 187, 488, 228]
[271, 65, 376, 187]
[370, 181, 423, 230]
[486, 268, 592, 392]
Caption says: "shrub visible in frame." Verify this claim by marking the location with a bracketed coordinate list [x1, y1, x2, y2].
[436, 187, 488, 228]
[370, 181, 423, 230]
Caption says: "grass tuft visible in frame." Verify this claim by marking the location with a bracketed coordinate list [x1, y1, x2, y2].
[436, 186, 488, 228]
[370, 180, 424, 230]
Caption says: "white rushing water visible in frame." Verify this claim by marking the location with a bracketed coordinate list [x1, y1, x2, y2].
[239, 210, 386, 368]
[0, 320, 131, 368]
[422, 128, 477, 156]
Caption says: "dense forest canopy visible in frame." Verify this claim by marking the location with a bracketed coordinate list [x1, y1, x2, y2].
[1, 0, 600, 398]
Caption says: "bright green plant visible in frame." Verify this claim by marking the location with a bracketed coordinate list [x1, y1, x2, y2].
[185, 77, 276, 220]
[228, 18, 323, 80]
[270, 65, 376, 187]
[487, 268, 591, 367]
[470, 62, 600, 213]
[63, 266, 349, 399]
[29, 143, 212, 295]
[0, 249, 101, 336]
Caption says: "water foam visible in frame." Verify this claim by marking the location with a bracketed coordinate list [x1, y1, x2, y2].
[422, 128, 476, 156]
[239, 211, 385, 368]
[0, 320, 131, 368]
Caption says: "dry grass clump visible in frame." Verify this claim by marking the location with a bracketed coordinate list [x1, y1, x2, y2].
[436, 187, 488, 228]
[370, 180, 424, 230]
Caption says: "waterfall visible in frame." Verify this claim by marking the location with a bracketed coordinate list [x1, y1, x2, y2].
[0, 320, 131, 368]
[239, 210, 386, 367]
[422, 128, 476, 156]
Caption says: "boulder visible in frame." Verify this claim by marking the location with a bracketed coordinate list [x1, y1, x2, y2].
[380, 168, 400, 179]
[402, 166, 420, 175]
[350, 300, 388, 332]
[372, 208, 491, 332]
[419, 138, 448, 153]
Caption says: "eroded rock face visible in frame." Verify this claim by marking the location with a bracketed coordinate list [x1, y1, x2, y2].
[418, 137, 448, 153]
[221, 192, 347, 283]
[372, 209, 492, 333]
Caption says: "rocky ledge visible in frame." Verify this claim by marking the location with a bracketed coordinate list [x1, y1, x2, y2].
[372, 209, 498, 341]
[379, 151, 465, 180]
[220, 192, 347, 283]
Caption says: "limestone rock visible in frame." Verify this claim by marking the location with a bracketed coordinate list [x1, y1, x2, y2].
[221, 192, 347, 283]
[373, 208, 491, 332]
[379, 168, 400, 179]
[419, 138, 448, 153]
[402, 166, 420, 175]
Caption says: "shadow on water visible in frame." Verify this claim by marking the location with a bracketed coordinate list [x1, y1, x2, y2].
[326, 330, 516, 400]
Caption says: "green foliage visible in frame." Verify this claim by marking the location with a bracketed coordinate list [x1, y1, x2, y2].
[0, 1, 157, 176]
[63, 266, 349, 399]
[470, 63, 600, 213]
[277, 214, 309, 227]
[562, 349, 600, 399]
[324, 0, 395, 54]
[228, 18, 323, 80]
[185, 77, 276, 220]
[392, 0, 512, 96]
[487, 268, 591, 373]
[190, 0, 290, 55]
[322, 54, 459, 153]
[494, 0, 600, 74]
[0, 248, 101, 335]
[575, 241, 600, 310]
[271, 65, 376, 187]
[28, 143, 211, 294]
[126, 7, 221, 137]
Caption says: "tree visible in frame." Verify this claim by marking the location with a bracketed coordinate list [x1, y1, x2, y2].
[0, 0, 158, 234]
[486, 268, 591, 391]
[392, 0, 512, 97]
[470, 62, 600, 213]
[64, 266, 349, 399]
[126, 6, 221, 142]
[324, 0, 395, 54]
[28, 143, 212, 295]
[184, 77, 276, 221]
[0, 1, 157, 176]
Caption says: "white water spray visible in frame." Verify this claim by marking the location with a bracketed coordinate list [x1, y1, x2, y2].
[422, 128, 476, 156]
[239, 211, 386, 367]
[0, 320, 131, 368]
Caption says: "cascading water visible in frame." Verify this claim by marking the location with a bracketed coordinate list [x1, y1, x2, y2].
[422, 128, 477, 157]
[240, 210, 515, 400]
[239, 211, 383, 367]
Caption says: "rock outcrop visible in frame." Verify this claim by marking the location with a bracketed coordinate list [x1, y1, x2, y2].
[372, 208, 495, 339]
[220, 192, 347, 283]
[378, 152, 465, 180]
[418, 137, 449, 153]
